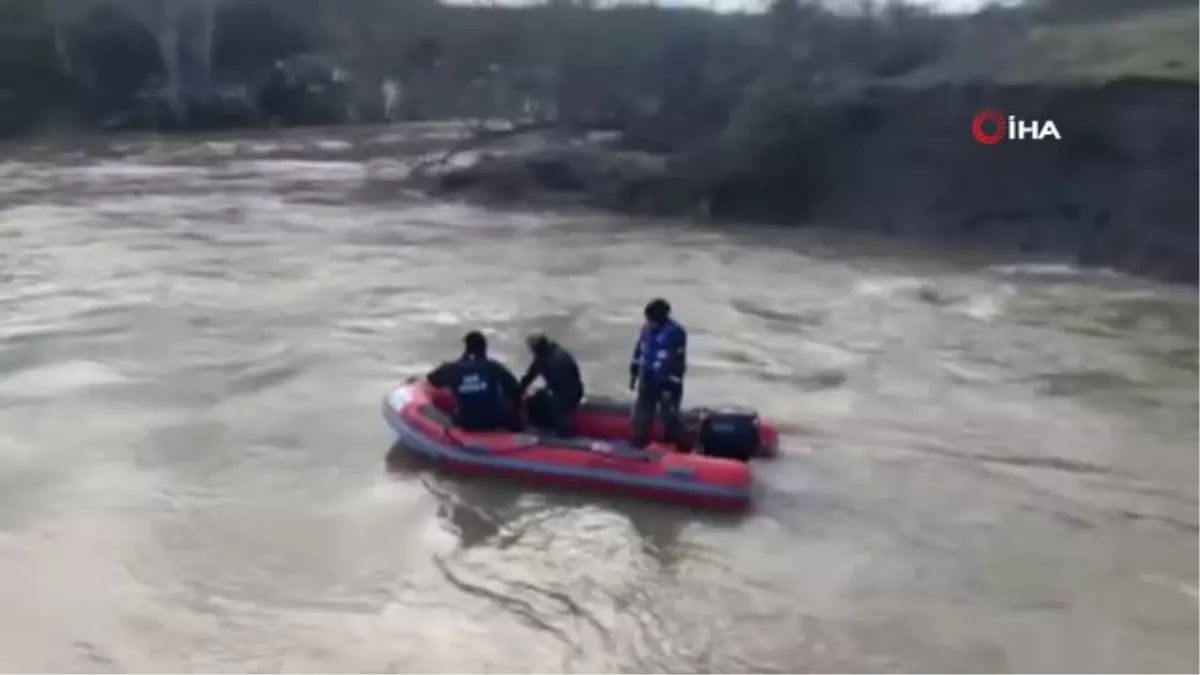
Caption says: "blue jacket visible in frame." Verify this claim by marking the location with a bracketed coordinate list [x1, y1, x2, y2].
[427, 355, 520, 430]
[630, 319, 687, 389]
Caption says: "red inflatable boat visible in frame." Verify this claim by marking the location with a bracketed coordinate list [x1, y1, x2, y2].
[381, 379, 779, 510]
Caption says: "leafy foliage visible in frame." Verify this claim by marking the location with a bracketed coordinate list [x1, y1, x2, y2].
[0, 0, 949, 134]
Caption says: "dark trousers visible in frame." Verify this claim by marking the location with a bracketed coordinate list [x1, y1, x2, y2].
[526, 388, 580, 436]
[456, 396, 523, 432]
[630, 381, 687, 448]
[457, 409, 522, 432]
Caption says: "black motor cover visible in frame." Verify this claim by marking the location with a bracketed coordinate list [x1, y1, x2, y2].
[698, 405, 760, 462]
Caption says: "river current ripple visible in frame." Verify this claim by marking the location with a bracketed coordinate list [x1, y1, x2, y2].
[0, 127, 1195, 672]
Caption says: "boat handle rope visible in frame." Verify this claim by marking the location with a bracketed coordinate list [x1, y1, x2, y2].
[441, 425, 657, 462]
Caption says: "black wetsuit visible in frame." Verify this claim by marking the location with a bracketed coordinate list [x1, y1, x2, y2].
[518, 341, 585, 436]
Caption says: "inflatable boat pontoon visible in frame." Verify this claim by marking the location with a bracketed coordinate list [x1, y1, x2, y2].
[381, 379, 779, 510]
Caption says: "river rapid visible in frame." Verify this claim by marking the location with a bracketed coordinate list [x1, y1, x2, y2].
[0, 125, 1195, 673]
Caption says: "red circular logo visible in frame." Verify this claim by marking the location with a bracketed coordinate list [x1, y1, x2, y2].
[972, 109, 1006, 145]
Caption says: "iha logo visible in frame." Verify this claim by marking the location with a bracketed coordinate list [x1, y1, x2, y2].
[971, 109, 1062, 145]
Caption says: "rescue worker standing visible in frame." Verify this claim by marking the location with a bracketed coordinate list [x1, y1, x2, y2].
[629, 298, 688, 448]
[517, 333, 585, 436]
[426, 330, 521, 431]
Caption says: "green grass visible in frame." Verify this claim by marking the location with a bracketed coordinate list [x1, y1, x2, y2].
[900, 6, 1198, 85]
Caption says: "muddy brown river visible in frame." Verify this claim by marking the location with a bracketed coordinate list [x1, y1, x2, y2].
[0, 125, 1196, 673]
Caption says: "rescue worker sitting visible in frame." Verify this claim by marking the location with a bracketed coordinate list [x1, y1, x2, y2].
[426, 330, 521, 432]
[517, 332, 585, 437]
[629, 298, 689, 449]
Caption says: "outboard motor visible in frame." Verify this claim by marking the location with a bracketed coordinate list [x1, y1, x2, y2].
[698, 405, 760, 462]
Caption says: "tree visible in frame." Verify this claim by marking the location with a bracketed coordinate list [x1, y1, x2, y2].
[0, 0, 75, 133]
[102, 0, 221, 119]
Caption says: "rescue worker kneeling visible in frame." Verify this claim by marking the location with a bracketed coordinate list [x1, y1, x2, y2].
[426, 331, 522, 431]
[517, 332, 584, 437]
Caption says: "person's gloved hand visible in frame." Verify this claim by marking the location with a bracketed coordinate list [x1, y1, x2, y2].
[628, 375, 637, 391]
[659, 389, 674, 403]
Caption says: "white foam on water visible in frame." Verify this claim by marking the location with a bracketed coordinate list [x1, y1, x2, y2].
[958, 292, 1007, 320]
[851, 275, 929, 298]
[426, 311, 463, 326]
[0, 360, 128, 400]
[68, 163, 202, 180]
[201, 141, 240, 156]
[226, 159, 362, 180]
[312, 139, 353, 151]
[988, 262, 1122, 278]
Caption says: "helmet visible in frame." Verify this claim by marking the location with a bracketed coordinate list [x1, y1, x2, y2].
[525, 332, 551, 354]
[462, 330, 488, 356]
[643, 298, 671, 323]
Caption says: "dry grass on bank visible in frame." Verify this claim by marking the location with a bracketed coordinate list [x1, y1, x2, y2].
[900, 5, 1198, 85]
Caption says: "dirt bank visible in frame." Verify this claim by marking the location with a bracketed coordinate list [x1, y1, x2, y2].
[431, 77, 1198, 284]
[808, 77, 1198, 283]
